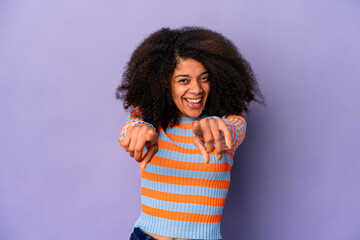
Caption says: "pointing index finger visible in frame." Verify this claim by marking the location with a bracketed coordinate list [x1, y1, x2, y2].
[192, 121, 203, 136]
[193, 136, 210, 164]
[217, 119, 232, 150]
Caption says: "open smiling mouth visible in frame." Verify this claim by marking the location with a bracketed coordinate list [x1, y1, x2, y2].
[184, 97, 202, 109]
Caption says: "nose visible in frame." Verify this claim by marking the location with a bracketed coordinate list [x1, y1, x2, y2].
[188, 80, 203, 94]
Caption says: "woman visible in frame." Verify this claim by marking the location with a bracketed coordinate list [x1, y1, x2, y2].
[116, 27, 263, 240]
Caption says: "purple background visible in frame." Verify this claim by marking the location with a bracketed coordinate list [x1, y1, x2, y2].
[1, 1, 359, 239]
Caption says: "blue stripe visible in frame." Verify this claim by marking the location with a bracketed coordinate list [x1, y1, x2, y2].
[223, 116, 246, 153]
[135, 213, 222, 239]
[144, 144, 233, 166]
[141, 179, 229, 198]
[145, 164, 230, 181]
[162, 127, 194, 137]
[141, 196, 224, 215]
[156, 148, 233, 165]
[176, 115, 208, 124]
[161, 131, 231, 150]
[159, 130, 194, 142]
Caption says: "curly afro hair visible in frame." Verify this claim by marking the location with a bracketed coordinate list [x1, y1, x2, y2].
[116, 26, 263, 130]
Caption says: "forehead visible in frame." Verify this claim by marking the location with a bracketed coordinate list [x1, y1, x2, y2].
[173, 58, 207, 75]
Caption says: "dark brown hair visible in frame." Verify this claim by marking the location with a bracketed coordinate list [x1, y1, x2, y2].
[116, 26, 263, 130]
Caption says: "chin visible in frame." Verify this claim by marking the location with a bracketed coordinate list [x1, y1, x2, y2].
[183, 110, 203, 118]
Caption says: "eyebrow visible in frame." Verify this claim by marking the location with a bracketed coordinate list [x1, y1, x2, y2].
[174, 71, 209, 79]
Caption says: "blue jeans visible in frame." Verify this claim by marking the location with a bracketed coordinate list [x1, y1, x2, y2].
[130, 227, 158, 240]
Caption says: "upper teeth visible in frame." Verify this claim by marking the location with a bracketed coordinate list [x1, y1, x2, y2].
[187, 98, 201, 103]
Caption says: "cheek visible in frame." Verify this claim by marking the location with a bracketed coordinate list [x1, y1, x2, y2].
[172, 86, 184, 99]
[170, 84, 176, 100]
[171, 89, 181, 104]
[204, 84, 210, 96]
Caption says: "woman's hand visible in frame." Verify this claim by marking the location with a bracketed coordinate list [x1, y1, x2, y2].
[192, 118, 232, 164]
[123, 123, 159, 171]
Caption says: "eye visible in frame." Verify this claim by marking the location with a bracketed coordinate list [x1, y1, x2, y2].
[178, 79, 189, 83]
[200, 76, 209, 82]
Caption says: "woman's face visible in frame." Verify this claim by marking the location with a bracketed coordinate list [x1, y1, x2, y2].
[171, 58, 210, 118]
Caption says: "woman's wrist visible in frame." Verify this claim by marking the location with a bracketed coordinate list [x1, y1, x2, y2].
[129, 120, 156, 132]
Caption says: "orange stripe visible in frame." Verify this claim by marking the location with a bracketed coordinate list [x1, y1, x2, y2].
[142, 204, 222, 223]
[130, 108, 145, 117]
[158, 139, 229, 156]
[163, 132, 226, 145]
[150, 156, 231, 173]
[142, 187, 226, 207]
[158, 140, 199, 154]
[142, 171, 230, 189]
[163, 132, 194, 144]
[130, 117, 144, 121]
